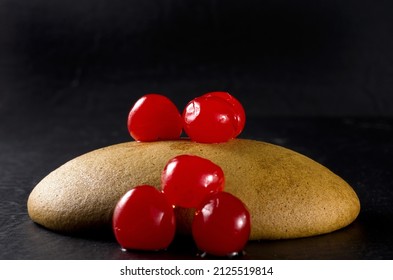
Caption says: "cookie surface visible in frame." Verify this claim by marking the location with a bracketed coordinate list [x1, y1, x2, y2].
[27, 139, 360, 240]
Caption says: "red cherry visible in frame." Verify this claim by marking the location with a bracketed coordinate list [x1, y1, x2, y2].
[192, 192, 251, 256]
[182, 95, 239, 143]
[112, 185, 176, 251]
[161, 155, 225, 208]
[127, 94, 182, 142]
[202, 92, 246, 138]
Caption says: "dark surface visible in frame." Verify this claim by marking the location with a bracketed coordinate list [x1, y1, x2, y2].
[1, 112, 392, 259]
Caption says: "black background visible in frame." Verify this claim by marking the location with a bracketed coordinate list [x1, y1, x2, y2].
[1, 0, 393, 117]
[1, 0, 393, 260]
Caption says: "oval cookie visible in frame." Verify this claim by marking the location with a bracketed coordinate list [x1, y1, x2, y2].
[27, 139, 360, 240]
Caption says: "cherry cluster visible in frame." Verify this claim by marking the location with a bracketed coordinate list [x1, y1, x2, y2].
[127, 91, 246, 143]
[112, 92, 250, 257]
[112, 155, 251, 256]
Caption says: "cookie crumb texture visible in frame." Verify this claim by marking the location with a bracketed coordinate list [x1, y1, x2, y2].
[27, 139, 360, 240]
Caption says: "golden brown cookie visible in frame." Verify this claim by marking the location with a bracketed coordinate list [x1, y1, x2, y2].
[27, 139, 360, 240]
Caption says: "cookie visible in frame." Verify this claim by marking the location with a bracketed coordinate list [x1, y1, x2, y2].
[27, 139, 360, 240]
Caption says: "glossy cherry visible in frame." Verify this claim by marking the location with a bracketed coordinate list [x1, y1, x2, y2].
[127, 94, 182, 142]
[192, 192, 251, 256]
[112, 185, 176, 251]
[182, 92, 245, 143]
[161, 155, 225, 208]
[202, 91, 246, 138]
